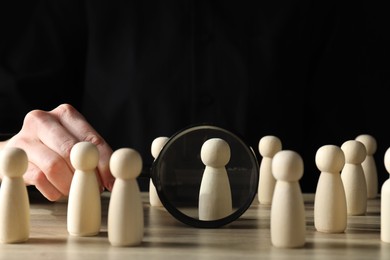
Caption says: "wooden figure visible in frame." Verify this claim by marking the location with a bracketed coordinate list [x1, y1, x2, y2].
[257, 135, 282, 205]
[67, 141, 101, 236]
[355, 134, 378, 199]
[340, 140, 367, 216]
[381, 147, 390, 242]
[314, 145, 347, 233]
[0, 147, 30, 244]
[149, 136, 169, 207]
[198, 138, 232, 221]
[270, 150, 306, 248]
[108, 148, 144, 246]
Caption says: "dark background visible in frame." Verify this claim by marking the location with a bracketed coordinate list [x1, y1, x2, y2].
[1, 0, 389, 193]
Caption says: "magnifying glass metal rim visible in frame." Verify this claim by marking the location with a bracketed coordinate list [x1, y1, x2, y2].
[151, 124, 259, 228]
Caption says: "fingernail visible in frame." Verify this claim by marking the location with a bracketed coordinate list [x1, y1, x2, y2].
[107, 178, 115, 191]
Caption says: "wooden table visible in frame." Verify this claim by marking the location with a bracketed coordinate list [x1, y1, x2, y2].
[0, 191, 389, 259]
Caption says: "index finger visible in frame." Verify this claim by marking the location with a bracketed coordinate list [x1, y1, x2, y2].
[50, 104, 115, 191]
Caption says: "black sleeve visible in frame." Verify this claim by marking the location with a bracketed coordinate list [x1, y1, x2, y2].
[0, 0, 87, 133]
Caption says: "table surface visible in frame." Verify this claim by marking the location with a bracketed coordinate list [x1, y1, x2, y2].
[0, 190, 388, 260]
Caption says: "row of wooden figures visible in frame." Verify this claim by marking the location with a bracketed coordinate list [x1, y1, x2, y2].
[0, 141, 144, 246]
[0, 136, 234, 246]
[256, 133, 390, 248]
[1, 134, 389, 248]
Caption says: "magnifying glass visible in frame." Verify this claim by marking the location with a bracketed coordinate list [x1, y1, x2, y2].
[150, 124, 259, 228]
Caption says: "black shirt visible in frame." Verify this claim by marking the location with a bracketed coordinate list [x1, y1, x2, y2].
[1, 0, 389, 192]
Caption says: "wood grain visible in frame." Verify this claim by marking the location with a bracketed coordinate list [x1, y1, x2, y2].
[0, 192, 388, 259]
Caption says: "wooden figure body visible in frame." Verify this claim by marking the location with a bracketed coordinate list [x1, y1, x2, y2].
[149, 136, 169, 207]
[314, 145, 347, 233]
[356, 134, 378, 199]
[67, 141, 101, 236]
[198, 138, 232, 221]
[270, 150, 305, 248]
[108, 148, 144, 246]
[257, 135, 282, 205]
[340, 140, 367, 216]
[381, 147, 390, 242]
[0, 147, 29, 244]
